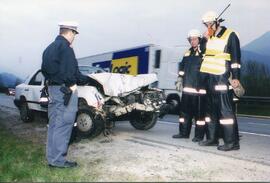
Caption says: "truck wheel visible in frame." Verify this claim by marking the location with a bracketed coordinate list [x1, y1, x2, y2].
[129, 111, 158, 130]
[76, 107, 104, 139]
[20, 102, 34, 123]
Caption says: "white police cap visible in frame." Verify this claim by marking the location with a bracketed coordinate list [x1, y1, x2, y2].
[58, 21, 79, 34]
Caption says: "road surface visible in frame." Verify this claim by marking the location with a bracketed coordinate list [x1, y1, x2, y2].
[1, 93, 270, 181]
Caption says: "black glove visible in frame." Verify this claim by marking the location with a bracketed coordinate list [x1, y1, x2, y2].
[60, 86, 72, 106]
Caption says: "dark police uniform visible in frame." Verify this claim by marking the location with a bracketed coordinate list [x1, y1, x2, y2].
[173, 47, 207, 141]
[199, 26, 241, 151]
[42, 35, 88, 167]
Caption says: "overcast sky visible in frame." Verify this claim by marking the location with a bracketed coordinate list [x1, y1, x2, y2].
[1, 0, 270, 78]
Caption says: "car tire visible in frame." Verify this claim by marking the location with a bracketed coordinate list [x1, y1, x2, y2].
[20, 102, 34, 123]
[76, 106, 104, 139]
[129, 111, 158, 130]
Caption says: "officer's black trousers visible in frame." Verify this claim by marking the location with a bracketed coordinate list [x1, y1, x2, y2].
[179, 93, 206, 139]
[205, 90, 239, 145]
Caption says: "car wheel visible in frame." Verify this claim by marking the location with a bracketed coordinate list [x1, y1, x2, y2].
[76, 106, 104, 138]
[20, 102, 34, 123]
[129, 111, 158, 130]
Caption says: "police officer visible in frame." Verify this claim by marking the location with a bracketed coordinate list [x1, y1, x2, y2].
[199, 11, 241, 151]
[41, 21, 89, 168]
[172, 29, 207, 142]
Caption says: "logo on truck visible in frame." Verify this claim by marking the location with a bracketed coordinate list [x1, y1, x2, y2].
[111, 56, 138, 75]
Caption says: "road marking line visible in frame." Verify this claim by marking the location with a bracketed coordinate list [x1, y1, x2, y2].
[158, 121, 178, 125]
[158, 121, 270, 137]
[238, 114, 270, 119]
[239, 131, 270, 137]
[247, 122, 270, 126]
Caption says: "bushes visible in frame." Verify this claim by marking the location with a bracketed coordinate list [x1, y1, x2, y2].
[241, 60, 270, 97]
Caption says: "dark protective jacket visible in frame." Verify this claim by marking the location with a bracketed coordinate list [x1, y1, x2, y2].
[178, 47, 206, 95]
[41, 35, 88, 87]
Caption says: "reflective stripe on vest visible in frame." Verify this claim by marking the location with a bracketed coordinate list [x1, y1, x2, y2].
[200, 29, 234, 75]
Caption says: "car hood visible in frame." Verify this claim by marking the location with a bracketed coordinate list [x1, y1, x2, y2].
[88, 73, 158, 97]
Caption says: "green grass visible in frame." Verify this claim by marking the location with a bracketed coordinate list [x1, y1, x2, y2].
[0, 125, 97, 182]
[237, 103, 270, 117]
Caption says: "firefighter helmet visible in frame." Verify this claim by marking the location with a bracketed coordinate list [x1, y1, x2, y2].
[187, 29, 201, 38]
[202, 11, 218, 23]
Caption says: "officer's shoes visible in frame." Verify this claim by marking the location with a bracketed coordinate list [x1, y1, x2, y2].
[199, 140, 219, 146]
[217, 143, 240, 151]
[172, 134, 189, 139]
[192, 137, 203, 142]
[49, 161, 78, 168]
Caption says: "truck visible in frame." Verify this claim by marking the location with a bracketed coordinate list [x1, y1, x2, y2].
[78, 44, 188, 113]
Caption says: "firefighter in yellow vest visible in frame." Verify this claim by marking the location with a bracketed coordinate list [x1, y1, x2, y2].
[172, 29, 207, 142]
[198, 11, 241, 151]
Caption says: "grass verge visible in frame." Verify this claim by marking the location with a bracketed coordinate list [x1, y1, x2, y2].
[0, 124, 97, 182]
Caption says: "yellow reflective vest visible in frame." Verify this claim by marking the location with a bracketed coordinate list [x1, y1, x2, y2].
[200, 29, 234, 75]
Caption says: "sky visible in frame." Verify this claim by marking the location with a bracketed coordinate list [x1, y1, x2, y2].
[0, 0, 270, 78]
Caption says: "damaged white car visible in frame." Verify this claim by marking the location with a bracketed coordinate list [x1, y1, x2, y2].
[14, 66, 167, 138]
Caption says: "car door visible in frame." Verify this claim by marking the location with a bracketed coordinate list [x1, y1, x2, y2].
[26, 70, 45, 111]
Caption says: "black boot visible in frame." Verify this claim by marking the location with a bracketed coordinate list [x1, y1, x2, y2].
[193, 122, 205, 142]
[199, 139, 219, 146]
[192, 137, 203, 142]
[217, 142, 240, 151]
[220, 117, 239, 151]
[172, 118, 190, 139]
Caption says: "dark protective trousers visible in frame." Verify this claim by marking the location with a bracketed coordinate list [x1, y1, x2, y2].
[178, 93, 206, 139]
[205, 90, 239, 145]
[46, 86, 78, 166]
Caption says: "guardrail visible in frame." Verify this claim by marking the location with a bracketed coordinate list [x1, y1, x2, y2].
[240, 96, 270, 103]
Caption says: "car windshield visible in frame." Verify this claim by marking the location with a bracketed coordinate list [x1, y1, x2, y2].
[78, 66, 106, 75]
